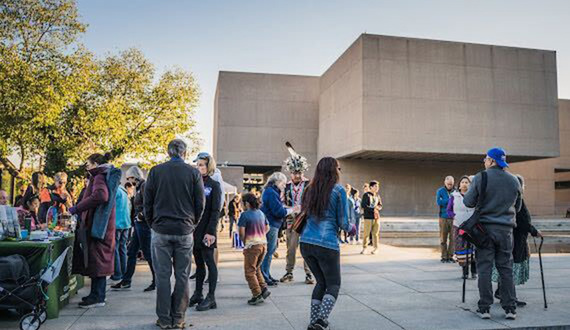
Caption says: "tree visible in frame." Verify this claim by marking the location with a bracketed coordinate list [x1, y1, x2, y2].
[0, 0, 201, 177]
[0, 0, 91, 171]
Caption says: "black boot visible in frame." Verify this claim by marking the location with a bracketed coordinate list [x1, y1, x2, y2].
[189, 292, 204, 307]
[196, 294, 217, 311]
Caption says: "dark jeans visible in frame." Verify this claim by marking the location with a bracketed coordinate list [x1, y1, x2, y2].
[112, 229, 129, 280]
[123, 221, 155, 284]
[229, 216, 236, 238]
[476, 225, 516, 310]
[193, 246, 218, 296]
[300, 243, 341, 300]
[90, 276, 106, 302]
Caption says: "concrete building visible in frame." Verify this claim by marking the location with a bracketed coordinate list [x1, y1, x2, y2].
[214, 34, 569, 216]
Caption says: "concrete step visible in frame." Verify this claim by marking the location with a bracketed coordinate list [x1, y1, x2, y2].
[375, 217, 570, 252]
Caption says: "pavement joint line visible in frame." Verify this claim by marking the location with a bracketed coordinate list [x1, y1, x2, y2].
[266, 292, 297, 330]
[344, 292, 406, 330]
[349, 263, 423, 294]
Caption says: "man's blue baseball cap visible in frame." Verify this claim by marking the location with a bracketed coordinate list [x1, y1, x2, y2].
[487, 147, 508, 168]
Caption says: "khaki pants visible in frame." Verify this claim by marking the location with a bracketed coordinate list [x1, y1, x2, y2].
[243, 244, 267, 297]
[362, 218, 379, 249]
[285, 227, 311, 274]
[439, 218, 454, 259]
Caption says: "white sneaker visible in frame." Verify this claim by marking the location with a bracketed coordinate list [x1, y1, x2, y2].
[505, 309, 517, 320]
[477, 308, 491, 319]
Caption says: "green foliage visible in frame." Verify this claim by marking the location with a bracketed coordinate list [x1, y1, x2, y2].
[0, 0, 201, 178]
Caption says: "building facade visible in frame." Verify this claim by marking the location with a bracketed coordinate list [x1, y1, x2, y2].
[214, 34, 569, 216]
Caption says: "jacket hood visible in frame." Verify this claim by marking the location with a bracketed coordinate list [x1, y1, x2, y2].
[126, 165, 145, 181]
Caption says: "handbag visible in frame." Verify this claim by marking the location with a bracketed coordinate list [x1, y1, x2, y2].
[459, 171, 490, 248]
[292, 209, 308, 234]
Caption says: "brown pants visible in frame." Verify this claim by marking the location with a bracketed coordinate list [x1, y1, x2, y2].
[243, 244, 267, 297]
[439, 218, 454, 259]
[362, 218, 380, 249]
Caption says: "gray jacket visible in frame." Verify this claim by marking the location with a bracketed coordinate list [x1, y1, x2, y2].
[463, 166, 522, 228]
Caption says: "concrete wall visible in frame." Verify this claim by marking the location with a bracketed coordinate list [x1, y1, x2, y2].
[359, 34, 559, 160]
[318, 37, 364, 158]
[218, 166, 244, 193]
[509, 99, 570, 216]
[214, 71, 319, 167]
[339, 159, 481, 216]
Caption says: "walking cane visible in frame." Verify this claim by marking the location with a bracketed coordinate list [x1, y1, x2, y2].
[462, 244, 469, 303]
[533, 237, 548, 309]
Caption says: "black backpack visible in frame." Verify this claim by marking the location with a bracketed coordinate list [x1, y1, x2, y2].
[459, 171, 491, 248]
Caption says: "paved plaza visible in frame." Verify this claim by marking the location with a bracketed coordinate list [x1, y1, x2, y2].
[1, 232, 569, 330]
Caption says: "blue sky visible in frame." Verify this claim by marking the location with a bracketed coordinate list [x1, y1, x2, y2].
[76, 0, 570, 154]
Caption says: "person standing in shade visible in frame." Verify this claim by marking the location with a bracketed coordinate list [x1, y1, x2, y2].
[112, 166, 156, 292]
[350, 189, 363, 244]
[111, 183, 131, 282]
[144, 139, 205, 329]
[436, 176, 455, 263]
[260, 172, 298, 287]
[464, 147, 522, 320]
[189, 153, 222, 312]
[280, 150, 314, 285]
[299, 157, 355, 330]
[228, 194, 242, 238]
[447, 175, 476, 279]
[69, 153, 121, 309]
[361, 181, 382, 255]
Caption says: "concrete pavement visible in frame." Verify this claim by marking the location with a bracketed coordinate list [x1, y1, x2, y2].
[1, 232, 569, 330]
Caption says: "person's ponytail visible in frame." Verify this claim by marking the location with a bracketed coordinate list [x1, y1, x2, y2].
[87, 152, 111, 166]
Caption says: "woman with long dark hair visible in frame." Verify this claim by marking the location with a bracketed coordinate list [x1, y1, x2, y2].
[299, 157, 354, 330]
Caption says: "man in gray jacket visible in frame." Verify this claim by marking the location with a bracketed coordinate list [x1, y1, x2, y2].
[464, 147, 522, 321]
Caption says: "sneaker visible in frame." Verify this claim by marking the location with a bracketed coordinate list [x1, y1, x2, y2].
[505, 308, 517, 320]
[477, 308, 491, 319]
[267, 280, 279, 287]
[313, 318, 329, 330]
[371, 248, 378, 255]
[144, 283, 156, 292]
[280, 273, 294, 283]
[440, 258, 446, 263]
[471, 274, 477, 280]
[196, 295, 217, 311]
[449, 258, 456, 263]
[171, 322, 186, 329]
[111, 281, 131, 290]
[261, 287, 271, 299]
[79, 299, 105, 309]
[82, 296, 107, 303]
[305, 274, 315, 285]
[516, 300, 527, 307]
[360, 248, 367, 255]
[155, 319, 171, 329]
[247, 295, 264, 306]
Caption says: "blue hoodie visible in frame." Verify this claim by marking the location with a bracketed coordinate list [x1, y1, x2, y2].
[115, 186, 131, 230]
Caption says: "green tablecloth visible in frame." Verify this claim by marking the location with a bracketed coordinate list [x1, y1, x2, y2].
[0, 235, 84, 319]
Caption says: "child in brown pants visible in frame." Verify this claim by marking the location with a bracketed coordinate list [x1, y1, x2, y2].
[238, 193, 271, 305]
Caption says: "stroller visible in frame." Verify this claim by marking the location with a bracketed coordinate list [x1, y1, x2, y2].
[0, 246, 70, 330]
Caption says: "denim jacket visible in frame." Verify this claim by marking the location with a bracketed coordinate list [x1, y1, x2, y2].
[300, 184, 351, 251]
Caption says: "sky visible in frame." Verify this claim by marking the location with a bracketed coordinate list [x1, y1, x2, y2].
[76, 0, 570, 154]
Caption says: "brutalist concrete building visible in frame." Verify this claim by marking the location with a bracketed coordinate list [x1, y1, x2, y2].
[214, 34, 570, 216]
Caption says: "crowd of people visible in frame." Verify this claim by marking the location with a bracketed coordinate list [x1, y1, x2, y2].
[0, 141, 545, 329]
